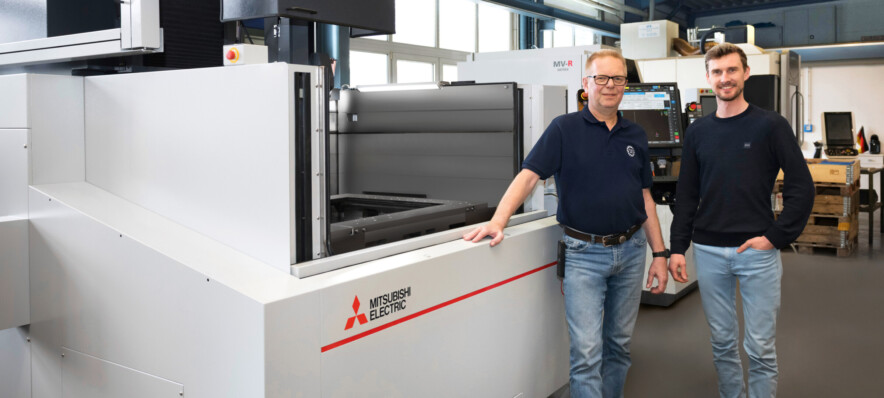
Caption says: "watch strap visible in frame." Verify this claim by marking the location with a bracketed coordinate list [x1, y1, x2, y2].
[652, 249, 670, 258]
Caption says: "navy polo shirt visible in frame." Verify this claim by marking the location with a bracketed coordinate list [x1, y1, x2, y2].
[522, 107, 653, 235]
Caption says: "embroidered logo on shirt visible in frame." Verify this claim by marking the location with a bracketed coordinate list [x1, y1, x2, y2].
[626, 145, 636, 157]
[744, 142, 752, 149]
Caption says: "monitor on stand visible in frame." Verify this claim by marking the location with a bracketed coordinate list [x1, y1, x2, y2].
[822, 112, 858, 158]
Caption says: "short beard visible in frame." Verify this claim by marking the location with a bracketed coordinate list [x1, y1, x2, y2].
[716, 86, 743, 102]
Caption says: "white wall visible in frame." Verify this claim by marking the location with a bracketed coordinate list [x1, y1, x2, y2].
[800, 59, 884, 152]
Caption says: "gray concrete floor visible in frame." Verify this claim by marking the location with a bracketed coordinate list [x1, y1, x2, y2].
[553, 217, 884, 397]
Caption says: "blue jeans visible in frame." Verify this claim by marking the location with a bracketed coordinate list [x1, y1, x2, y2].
[562, 228, 647, 398]
[694, 243, 783, 398]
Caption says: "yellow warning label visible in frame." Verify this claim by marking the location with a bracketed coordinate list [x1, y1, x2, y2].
[838, 222, 850, 231]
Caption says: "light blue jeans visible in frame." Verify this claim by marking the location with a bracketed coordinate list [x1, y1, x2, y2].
[694, 243, 783, 398]
[562, 228, 647, 398]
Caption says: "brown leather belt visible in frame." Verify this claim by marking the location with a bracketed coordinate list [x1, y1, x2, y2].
[564, 224, 642, 247]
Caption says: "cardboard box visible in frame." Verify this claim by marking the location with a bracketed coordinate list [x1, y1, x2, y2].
[620, 20, 680, 60]
[777, 159, 860, 185]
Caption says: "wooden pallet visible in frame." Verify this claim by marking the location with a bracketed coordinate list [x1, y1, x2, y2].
[793, 238, 857, 257]
[776, 212, 858, 229]
[776, 211, 859, 248]
[774, 180, 859, 195]
[794, 228, 858, 246]
[772, 186, 859, 216]
[811, 190, 859, 216]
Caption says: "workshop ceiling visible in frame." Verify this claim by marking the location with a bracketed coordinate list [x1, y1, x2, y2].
[675, 0, 832, 15]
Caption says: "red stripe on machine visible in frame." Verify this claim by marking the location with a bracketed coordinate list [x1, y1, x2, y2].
[320, 261, 557, 353]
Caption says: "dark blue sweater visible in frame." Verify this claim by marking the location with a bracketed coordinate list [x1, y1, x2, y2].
[670, 104, 814, 254]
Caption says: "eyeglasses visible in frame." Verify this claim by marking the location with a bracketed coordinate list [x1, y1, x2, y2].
[587, 75, 628, 86]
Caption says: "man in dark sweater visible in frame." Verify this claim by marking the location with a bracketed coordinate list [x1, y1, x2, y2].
[669, 43, 814, 398]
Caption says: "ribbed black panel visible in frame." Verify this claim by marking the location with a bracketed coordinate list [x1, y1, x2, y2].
[143, 0, 224, 69]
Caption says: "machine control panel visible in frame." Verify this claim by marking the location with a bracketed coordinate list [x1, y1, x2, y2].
[698, 88, 717, 118]
[620, 83, 684, 147]
[685, 102, 702, 125]
[222, 44, 268, 66]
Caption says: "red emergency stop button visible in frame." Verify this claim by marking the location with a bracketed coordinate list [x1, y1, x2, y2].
[688, 103, 697, 111]
[226, 48, 240, 62]
[581, 92, 588, 100]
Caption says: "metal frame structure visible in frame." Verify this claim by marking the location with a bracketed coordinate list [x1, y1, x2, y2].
[0, 0, 162, 68]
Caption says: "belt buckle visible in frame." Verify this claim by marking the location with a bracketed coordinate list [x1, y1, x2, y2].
[603, 234, 627, 247]
[602, 234, 626, 247]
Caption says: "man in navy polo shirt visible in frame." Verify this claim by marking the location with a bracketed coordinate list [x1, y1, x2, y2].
[463, 49, 671, 398]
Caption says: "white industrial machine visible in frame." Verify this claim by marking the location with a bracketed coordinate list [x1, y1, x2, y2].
[0, 64, 572, 397]
[458, 44, 619, 113]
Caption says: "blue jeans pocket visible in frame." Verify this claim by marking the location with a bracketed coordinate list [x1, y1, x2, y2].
[745, 247, 777, 256]
[563, 235, 589, 251]
[631, 229, 647, 248]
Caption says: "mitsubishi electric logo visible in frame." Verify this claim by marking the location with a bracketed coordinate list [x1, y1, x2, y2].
[344, 296, 368, 330]
[553, 60, 574, 71]
[369, 287, 411, 321]
[344, 287, 412, 330]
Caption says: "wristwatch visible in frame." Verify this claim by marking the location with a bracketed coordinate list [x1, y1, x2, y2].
[652, 249, 671, 258]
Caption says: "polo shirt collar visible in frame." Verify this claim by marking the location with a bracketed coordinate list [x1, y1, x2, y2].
[582, 106, 625, 133]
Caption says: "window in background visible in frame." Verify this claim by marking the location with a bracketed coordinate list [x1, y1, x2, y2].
[442, 64, 458, 82]
[396, 59, 435, 83]
[440, 0, 477, 52]
[350, 51, 389, 86]
[362, 34, 389, 41]
[392, 0, 435, 47]
[554, 22, 575, 47]
[478, 3, 511, 53]
[542, 29, 553, 48]
[575, 26, 596, 46]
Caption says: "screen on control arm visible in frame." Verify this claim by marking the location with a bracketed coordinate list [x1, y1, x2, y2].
[619, 83, 684, 147]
